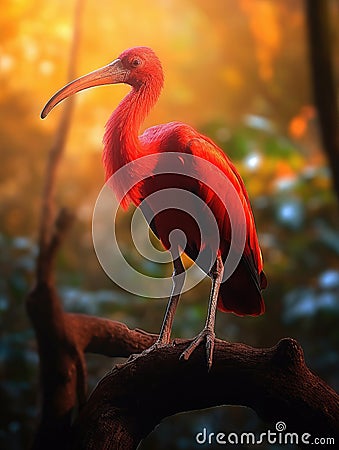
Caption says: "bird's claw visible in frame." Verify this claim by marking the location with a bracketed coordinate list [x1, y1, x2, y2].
[142, 340, 169, 355]
[180, 328, 215, 370]
[126, 339, 169, 364]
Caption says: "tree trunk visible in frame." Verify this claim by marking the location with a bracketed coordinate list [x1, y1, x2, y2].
[305, 0, 339, 202]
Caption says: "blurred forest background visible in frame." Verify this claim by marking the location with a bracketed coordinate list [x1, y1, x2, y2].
[1, 0, 338, 449]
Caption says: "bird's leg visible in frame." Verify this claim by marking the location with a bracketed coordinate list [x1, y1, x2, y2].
[156, 255, 185, 345]
[180, 254, 224, 370]
[126, 255, 185, 364]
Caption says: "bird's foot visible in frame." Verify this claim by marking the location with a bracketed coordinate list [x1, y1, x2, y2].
[141, 339, 170, 355]
[180, 328, 215, 371]
[126, 339, 169, 364]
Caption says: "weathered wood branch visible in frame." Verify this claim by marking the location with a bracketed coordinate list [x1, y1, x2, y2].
[71, 337, 339, 450]
[27, 285, 157, 450]
[66, 314, 157, 357]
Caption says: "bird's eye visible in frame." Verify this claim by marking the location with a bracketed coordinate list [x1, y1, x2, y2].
[131, 58, 141, 68]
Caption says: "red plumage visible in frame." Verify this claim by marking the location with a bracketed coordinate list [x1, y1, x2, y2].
[132, 122, 266, 315]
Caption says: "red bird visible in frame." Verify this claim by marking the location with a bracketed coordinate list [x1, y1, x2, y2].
[41, 46, 267, 369]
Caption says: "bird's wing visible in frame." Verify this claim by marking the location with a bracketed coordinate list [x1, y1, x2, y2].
[184, 135, 265, 284]
[183, 136, 267, 316]
[140, 123, 266, 297]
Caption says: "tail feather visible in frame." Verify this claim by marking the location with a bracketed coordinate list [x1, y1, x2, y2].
[217, 257, 266, 316]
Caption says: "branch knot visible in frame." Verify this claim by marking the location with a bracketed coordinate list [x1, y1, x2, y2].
[272, 338, 305, 370]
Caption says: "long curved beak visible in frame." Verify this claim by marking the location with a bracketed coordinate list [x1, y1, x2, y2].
[41, 59, 129, 119]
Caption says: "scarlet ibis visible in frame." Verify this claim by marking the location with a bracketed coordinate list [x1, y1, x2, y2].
[41, 46, 267, 369]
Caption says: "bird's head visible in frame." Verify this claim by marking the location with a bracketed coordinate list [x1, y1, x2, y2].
[41, 46, 164, 119]
[118, 47, 164, 90]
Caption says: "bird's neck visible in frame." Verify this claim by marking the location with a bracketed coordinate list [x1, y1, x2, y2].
[102, 83, 160, 180]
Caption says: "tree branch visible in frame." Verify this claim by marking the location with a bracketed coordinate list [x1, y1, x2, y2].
[71, 337, 339, 450]
[26, 295, 157, 450]
[66, 314, 157, 357]
[37, 0, 83, 283]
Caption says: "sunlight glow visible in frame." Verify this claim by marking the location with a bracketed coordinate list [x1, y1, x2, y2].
[39, 60, 55, 76]
[277, 201, 303, 228]
[244, 114, 273, 132]
[55, 23, 72, 40]
[21, 35, 38, 61]
[0, 54, 14, 73]
[318, 270, 339, 289]
[275, 176, 297, 191]
[244, 152, 262, 170]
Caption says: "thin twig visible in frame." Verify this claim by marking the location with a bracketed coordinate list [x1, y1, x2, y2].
[37, 0, 84, 283]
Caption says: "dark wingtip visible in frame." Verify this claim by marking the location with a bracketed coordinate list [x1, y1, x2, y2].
[260, 271, 268, 289]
